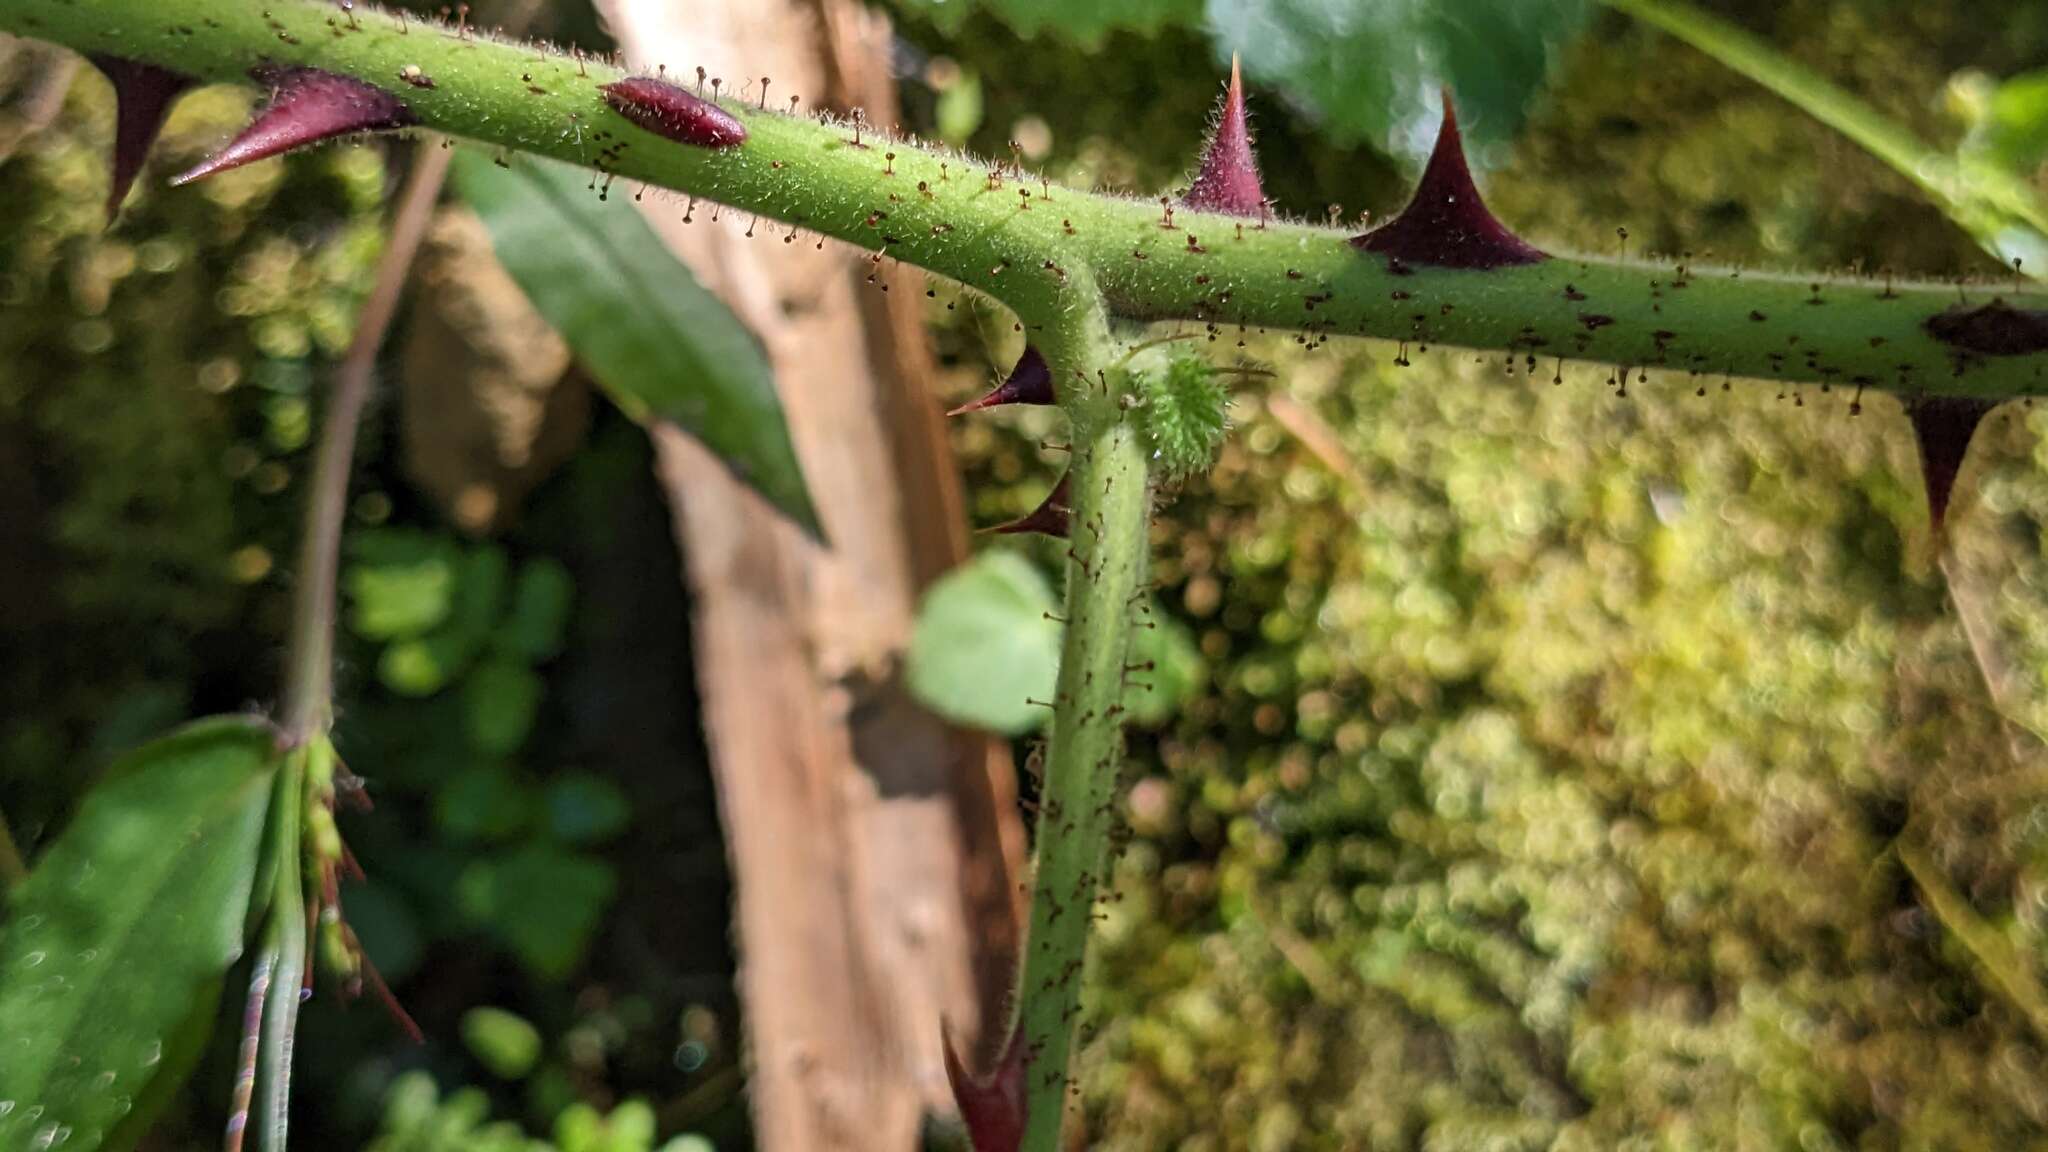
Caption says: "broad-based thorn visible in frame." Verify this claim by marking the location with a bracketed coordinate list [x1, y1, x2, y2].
[601, 76, 748, 149]
[943, 1020, 1028, 1152]
[1180, 55, 1265, 218]
[988, 473, 1071, 539]
[949, 346, 1054, 415]
[1350, 91, 1547, 270]
[173, 66, 415, 186]
[1907, 395, 1998, 535]
[89, 55, 195, 222]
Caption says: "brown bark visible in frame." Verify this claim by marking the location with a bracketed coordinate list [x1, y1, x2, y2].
[589, 1, 1026, 1148]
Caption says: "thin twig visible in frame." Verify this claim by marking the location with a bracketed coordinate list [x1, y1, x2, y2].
[279, 139, 453, 742]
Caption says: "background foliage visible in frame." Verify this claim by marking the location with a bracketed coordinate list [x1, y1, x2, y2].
[7, 0, 2048, 1149]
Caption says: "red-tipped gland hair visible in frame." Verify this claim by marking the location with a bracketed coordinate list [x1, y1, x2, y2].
[988, 473, 1071, 539]
[1907, 395, 1998, 535]
[949, 346, 1054, 415]
[601, 76, 748, 149]
[1181, 55, 1266, 218]
[89, 55, 195, 222]
[1351, 92, 1547, 270]
[943, 1021, 1028, 1152]
[173, 67, 415, 185]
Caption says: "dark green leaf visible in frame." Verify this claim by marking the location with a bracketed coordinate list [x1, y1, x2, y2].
[908, 552, 1063, 734]
[499, 558, 574, 663]
[542, 775, 632, 846]
[463, 658, 543, 757]
[433, 763, 537, 844]
[1969, 69, 2048, 178]
[1214, 0, 1592, 160]
[450, 151, 820, 536]
[0, 717, 278, 1152]
[456, 845, 616, 980]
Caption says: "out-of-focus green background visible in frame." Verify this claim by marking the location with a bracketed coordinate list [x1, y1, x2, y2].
[6, 0, 2048, 1149]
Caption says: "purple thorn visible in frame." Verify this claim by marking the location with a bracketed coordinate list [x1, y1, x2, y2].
[173, 66, 415, 186]
[1350, 91, 1547, 270]
[89, 55, 195, 222]
[601, 76, 747, 149]
[1180, 55, 1265, 218]
[949, 346, 1054, 415]
[1907, 395, 1998, 535]
[988, 473, 1071, 539]
[943, 1019, 1028, 1152]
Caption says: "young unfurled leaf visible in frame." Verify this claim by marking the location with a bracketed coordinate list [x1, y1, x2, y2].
[449, 151, 820, 537]
[0, 717, 279, 1152]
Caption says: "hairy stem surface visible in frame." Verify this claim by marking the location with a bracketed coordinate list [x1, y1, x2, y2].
[13, 0, 2048, 397]
[1013, 310, 1152, 1152]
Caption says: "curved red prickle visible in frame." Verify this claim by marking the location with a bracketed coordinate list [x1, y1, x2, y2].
[1907, 395, 1997, 534]
[1181, 55, 1265, 218]
[943, 1020, 1028, 1152]
[173, 67, 415, 186]
[601, 76, 748, 149]
[949, 346, 1054, 415]
[90, 55, 195, 222]
[988, 474, 1071, 539]
[1350, 92, 1547, 270]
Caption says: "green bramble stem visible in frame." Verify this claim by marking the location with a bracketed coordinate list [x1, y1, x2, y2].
[12, 0, 2048, 399]
[1011, 301, 1152, 1152]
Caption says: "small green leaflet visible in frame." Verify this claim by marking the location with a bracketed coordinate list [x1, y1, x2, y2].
[0, 717, 279, 1152]
[450, 151, 821, 537]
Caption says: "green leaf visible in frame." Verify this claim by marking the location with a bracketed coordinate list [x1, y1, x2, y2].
[457, 844, 616, 981]
[433, 763, 537, 844]
[461, 1007, 543, 1080]
[1211, 0, 1593, 160]
[463, 658, 543, 757]
[543, 774, 632, 846]
[1968, 69, 2048, 178]
[347, 530, 461, 640]
[378, 629, 482, 697]
[500, 558, 574, 662]
[895, 0, 1201, 45]
[1603, 0, 2048, 271]
[449, 151, 820, 537]
[908, 552, 1063, 734]
[451, 545, 511, 646]
[0, 717, 278, 1152]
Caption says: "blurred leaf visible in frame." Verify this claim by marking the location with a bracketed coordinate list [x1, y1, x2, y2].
[434, 763, 537, 844]
[896, 0, 1202, 45]
[461, 1007, 543, 1080]
[501, 558, 575, 662]
[909, 551, 1063, 734]
[452, 545, 511, 645]
[450, 152, 820, 537]
[464, 658, 544, 757]
[1967, 68, 2048, 180]
[0, 717, 277, 1152]
[457, 844, 616, 980]
[1210, 0, 1593, 160]
[340, 880, 425, 983]
[348, 530, 461, 640]
[934, 68, 986, 146]
[543, 774, 632, 846]
[1604, 0, 2048, 271]
[1125, 608, 1206, 726]
[379, 629, 482, 697]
